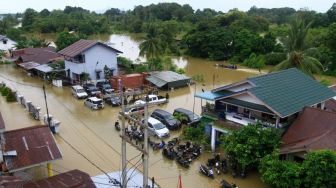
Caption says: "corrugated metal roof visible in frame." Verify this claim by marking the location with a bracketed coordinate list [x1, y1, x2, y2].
[23, 170, 95, 188]
[149, 71, 190, 82]
[195, 90, 234, 101]
[4, 125, 62, 172]
[18, 62, 40, 70]
[221, 98, 274, 114]
[280, 107, 336, 155]
[33, 64, 54, 73]
[146, 76, 167, 88]
[58, 39, 122, 57]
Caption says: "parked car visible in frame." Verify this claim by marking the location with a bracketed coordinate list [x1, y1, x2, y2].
[71, 85, 88, 99]
[83, 83, 101, 96]
[146, 117, 170, 138]
[104, 95, 121, 106]
[125, 106, 144, 115]
[151, 109, 181, 130]
[96, 81, 114, 94]
[84, 97, 104, 110]
[134, 94, 168, 105]
[173, 108, 201, 125]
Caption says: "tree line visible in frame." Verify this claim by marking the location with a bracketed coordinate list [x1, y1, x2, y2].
[2, 3, 336, 75]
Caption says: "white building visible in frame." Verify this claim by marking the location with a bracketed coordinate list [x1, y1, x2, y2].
[0, 35, 17, 52]
[58, 39, 122, 83]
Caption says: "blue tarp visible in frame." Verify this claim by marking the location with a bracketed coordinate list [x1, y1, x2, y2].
[194, 91, 231, 101]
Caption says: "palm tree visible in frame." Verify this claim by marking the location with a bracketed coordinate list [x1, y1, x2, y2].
[139, 25, 166, 70]
[273, 19, 323, 77]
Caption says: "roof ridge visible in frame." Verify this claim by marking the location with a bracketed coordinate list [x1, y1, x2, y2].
[5, 125, 47, 133]
[303, 106, 336, 115]
[247, 68, 298, 81]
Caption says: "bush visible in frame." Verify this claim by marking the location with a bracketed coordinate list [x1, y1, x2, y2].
[264, 52, 287, 65]
[0, 86, 10, 96]
[6, 90, 16, 102]
[242, 53, 266, 70]
[181, 122, 210, 147]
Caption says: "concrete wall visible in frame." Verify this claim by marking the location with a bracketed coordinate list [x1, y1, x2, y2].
[65, 44, 118, 81]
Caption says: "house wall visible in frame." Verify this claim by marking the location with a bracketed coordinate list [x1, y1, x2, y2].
[232, 93, 264, 105]
[65, 44, 118, 81]
[0, 38, 16, 51]
[227, 82, 253, 92]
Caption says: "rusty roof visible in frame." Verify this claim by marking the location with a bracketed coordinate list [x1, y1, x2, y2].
[330, 85, 336, 92]
[325, 99, 336, 112]
[3, 125, 62, 172]
[23, 169, 96, 188]
[58, 39, 122, 58]
[0, 176, 23, 188]
[280, 107, 336, 155]
[0, 111, 5, 132]
[12, 47, 63, 65]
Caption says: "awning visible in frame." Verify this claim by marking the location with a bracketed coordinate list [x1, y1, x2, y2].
[33, 64, 54, 73]
[221, 98, 274, 114]
[146, 76, 167, 88]
[18, 62, 40, 70]
[194, 91, 234, 101]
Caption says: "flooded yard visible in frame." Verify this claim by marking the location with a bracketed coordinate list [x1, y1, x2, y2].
[0, 34, 274, 188]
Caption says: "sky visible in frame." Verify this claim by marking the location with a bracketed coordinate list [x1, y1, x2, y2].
[0, 0, 335, 14]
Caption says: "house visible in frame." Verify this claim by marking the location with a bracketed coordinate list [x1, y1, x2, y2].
[195, 68, 336, 151]
[23, 169, 96, 188]
[280, 107, 336, 160]
[58, 39, 122, 83]
[12, 47, 62, 65]
[1, 125, 62, 173]
[146, 71, 191, 90]
[0, 35, 17, 53]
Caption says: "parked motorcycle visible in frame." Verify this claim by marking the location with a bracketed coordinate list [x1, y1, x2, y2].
[162, 146, 176, 160]
[221, 180, 238, 188]
[150, 140, 166, 150]
[199, 164, 214, 178]
[176, 156, 191, 168]
[115, 121, 120, 131]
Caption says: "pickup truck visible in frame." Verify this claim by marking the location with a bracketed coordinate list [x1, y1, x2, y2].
[134, 94, 168, 105]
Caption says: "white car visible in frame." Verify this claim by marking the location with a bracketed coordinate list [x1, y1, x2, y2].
[71, 85, 88, 99]
[84, 97, 104, 110]
[146, 117, 170, 138]
[134, 94, 167, 105]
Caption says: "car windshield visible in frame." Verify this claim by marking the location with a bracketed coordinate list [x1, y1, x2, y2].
[164, 115, 175, 121]
[93, 100, 102, 104]
[103, 84, 111, 89]
[153, 123, 166, 130]
[77, 89, 85, 93]
[190, 113, 200, 120]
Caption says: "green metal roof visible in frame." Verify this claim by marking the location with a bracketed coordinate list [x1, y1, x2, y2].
[247, 68, 335, 117]
[221, 98, 274, 114]
[195, 90, 234, 101]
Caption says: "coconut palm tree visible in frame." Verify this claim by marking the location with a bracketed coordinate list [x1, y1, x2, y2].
[139, 25, 166, 70]
[273, 19, 323, 77]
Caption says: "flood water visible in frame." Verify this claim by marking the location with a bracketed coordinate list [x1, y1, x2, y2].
[0, 34, 297, 188]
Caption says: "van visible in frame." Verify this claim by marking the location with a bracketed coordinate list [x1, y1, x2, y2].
[71, 85, 88, 99]
[173, 108, 201, 125]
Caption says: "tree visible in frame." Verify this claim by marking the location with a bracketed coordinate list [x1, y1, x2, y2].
[302, 150, 336, 188]
[22, 8, 38, 30]
[273, 18, 323, 76]
[243, 53, 265, 72]
[222, 123, 281, 170]
[103, 65, 112, 80]
[260, 153, 302, 188]
[139, 25, 166, 61]
[55, 31, 84, 51]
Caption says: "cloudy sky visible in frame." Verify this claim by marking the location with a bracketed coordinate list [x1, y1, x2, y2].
[0, 0, 335, 13]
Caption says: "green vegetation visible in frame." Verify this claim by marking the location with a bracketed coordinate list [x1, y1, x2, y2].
[260, 150, 336, 188]
[2, 3, 336, 76]
[221, 123, 281, 169]
[0, 84, 17, 102]
[181, 122, 210, 147]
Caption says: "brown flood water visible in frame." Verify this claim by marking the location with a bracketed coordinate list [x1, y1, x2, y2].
[5, 33, 332, 188]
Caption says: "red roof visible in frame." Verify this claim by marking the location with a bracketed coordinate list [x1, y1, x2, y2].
[23, 170, 96, 188]
[0, 111, 5, 132]
[58, 39, 122, 58]
[325, 99, 336, 112]
[3, 125, 62, 172]
[280, 107, 336, 155]
[12, 47, 63, 65]
[330, 85, 336, 92]
[0, 176, 23, 188]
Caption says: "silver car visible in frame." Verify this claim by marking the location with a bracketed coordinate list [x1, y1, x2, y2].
[84, 97, 104, 110]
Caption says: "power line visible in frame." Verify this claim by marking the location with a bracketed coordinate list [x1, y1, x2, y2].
[58, 134, 116, 182]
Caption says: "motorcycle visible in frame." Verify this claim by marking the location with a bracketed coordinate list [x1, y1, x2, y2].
[114, 121, 120, 131]
[176, 156, 190, 168]
[162, 146, 176, 160]
[215, 161, 221, 175]
[167, 137, 180, 147]
[131, 130, 144, 142]
[150, 140, 166, 150]
[199, 164, 214, 178]
[221, 180, 238, 188]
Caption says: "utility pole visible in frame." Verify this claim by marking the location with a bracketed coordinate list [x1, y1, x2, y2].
[120, 80, 127, 188]
[43, 84, 54, 134]
[143, 100, 149, 188]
